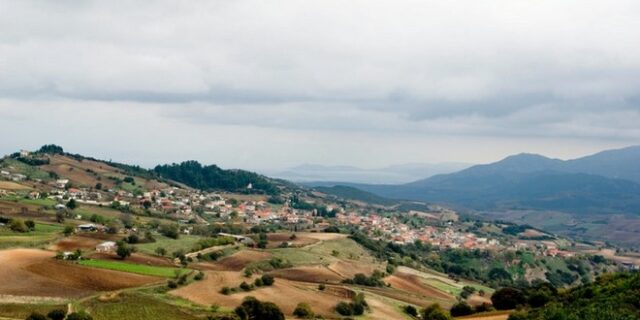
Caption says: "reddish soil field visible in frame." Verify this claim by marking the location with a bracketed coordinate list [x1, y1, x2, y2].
[0, 249, 161, 298]
[327, 260, 379, 279]
[385, 272, 454, 301]
[171, 270, 352, 317]
[265, 233, 319, 248]
[89, 252, 175, 267]
[268, 265, 344, 283]
[198, 250, 271, 271]
[48, 236, 102, 252]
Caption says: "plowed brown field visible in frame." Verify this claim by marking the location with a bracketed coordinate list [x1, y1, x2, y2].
[198, 250, 271, 271]
[0, 249, 160, 298]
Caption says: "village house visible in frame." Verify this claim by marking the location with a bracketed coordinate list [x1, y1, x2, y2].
[56, 179, 70, 188]
[12, 173, 27, 181]
[96, 241, 117, 252]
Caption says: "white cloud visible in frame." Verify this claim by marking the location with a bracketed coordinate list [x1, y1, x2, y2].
[0, 1, 639, 169]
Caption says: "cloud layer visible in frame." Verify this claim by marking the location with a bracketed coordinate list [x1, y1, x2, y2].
[1, 1, 639, 169]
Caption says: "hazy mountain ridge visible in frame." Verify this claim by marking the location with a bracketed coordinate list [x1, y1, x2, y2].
[272, 162, 472, 184]
[323, 146, 640, 215]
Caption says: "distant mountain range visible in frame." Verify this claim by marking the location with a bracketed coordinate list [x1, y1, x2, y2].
[314, 146, 640, 215]
[271, 162, 472, 184]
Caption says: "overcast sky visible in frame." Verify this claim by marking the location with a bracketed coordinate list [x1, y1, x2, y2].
[1, 1, 639, 172]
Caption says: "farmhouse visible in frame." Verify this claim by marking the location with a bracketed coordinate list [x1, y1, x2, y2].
[77, 224, 97, 232]
[96, 241, 117, 252]
[56, 179, 70, 188]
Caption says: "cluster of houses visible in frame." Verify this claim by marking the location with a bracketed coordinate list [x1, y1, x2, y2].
[337, 212, 502, 250]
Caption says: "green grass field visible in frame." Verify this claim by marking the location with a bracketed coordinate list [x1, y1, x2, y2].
[0, 158, 53, 181]
[269, 237, 382, 267]
[78, 259, 190, 278]
[135, 235, 203, 256]
[79, 292, 207, 320]
[0, 303, 67, 319]
[0, 222, 64, 249]
[0, 195, 57, 207]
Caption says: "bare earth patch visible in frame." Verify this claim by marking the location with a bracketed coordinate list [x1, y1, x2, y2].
[269, 265, 344, 283]
[385, 272, 455, 301]
[0, 249, 161, 298]
[198, 249, 271, 271]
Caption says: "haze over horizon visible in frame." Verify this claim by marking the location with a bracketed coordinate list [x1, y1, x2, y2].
[2, 1, 640, 171]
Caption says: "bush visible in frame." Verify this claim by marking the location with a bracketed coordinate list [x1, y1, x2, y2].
[159, 223, 180, 239]
[47, 310, 66, 320]
[194, 271, 205, 281]
[261, 274, 275, 286]
[335, 302, 353, 316]
[234, 296, 284, 320]
[491, 287, 526, 310]
[116, 241, 133, 259]
[422, 304, 451, 320]
[25, 220, 36, 231]
[450, 301, 474, 317]
[254, 277, 264, 287]
[155, 247, 167, 256]
[404, 305, 418, 317]
[167, 280, 178, 289]
[66, 199, 77, 210]
[66, 312, 93, 320]
[9, 219, 28, 233]
[239, 281, 252, 291]
[221, 287, 232, 295]
[293, 302, 314, 319]
[25, 313, 47, 320]
[318, 283, 326, 291]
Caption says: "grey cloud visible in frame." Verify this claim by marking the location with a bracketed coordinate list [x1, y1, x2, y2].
[1, 1, 640, 169]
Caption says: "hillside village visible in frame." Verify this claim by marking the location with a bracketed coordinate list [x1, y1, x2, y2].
[0, 147, 638, 320]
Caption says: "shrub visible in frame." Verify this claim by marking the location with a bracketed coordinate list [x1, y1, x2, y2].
[335, 302, 353, 316]
[47, 310, 66, 320]
[293, 302, 314, 319]
[422, 304, 451, 320]
[25, 313, 47, 320]
[116, 241, 133, 259]
[239, 281, 252, 291]
[159, 223, 180, 239]
[491, 287, 526, 310]
[194, 271, 205, 281]
[167, 280, 178, 289]
[318, 283, 326, 291]
[9, 219, 28, 233]
[234, 297, 284, 320]
[261, 274, 275, 286]
[25, 220, 36, 231]
[155, 247, 167, 256]
[254, 277, 264, 287]
[404, 305, 418, 317]
[66, 312, 93, 320]
[450, 301, 473, 317]
[221, 287, 232, 295]
[63, 225, 75, 236]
